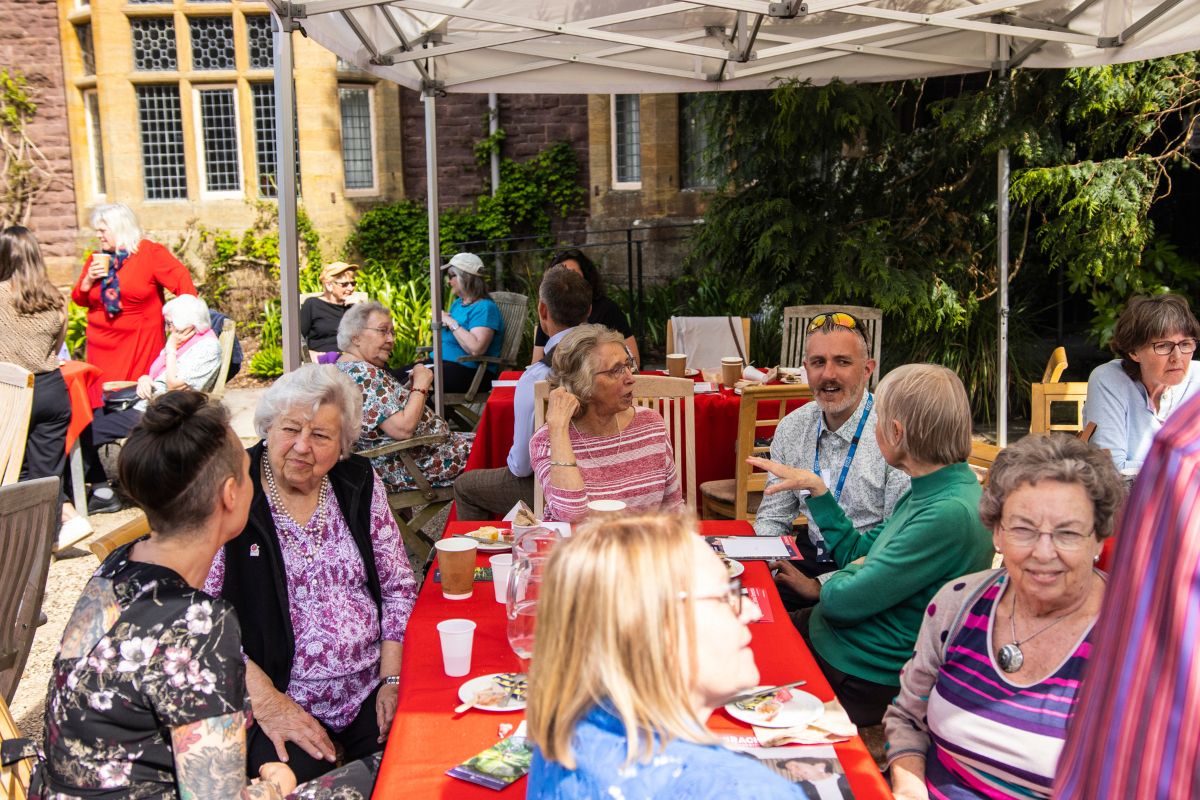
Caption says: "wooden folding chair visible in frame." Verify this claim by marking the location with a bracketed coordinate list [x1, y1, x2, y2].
[968, 441, 1003, 485]
[208, 320, 238, 400]
[1029, 347, 1089, 435]
[532, 376, 696, 517]
[0, 694, 33, 800]
[780, 305, 883, 389]
[0, 477, 58, 704]
[88, 511, 151, 561]
[699, 383, 813, 520]
[0, 363, 34, 487]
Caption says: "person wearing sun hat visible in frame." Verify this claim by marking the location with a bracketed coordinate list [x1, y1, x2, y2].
[397, 252, 505, 394]
[300, 261, 360, 356]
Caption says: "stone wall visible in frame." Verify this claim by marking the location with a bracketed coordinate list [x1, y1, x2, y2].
[0, 0, 77, 283]
[398, 89, 590, 246]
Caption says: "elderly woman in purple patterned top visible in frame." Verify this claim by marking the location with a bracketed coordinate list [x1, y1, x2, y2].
[203, 364, 418, 783]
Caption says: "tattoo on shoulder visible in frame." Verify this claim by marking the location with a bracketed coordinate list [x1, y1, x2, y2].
[59, 580, 120, 659]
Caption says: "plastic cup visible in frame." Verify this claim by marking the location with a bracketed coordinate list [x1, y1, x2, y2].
[721, 357, 744, 387]
[436, 619, 476, 677]
[435, 537, 478, 600]
[490, 553, 513, 603]
[666, 353, 688, 378]
[587, 499, 627, 520]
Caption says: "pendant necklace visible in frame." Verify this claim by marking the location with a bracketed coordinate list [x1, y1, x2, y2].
[997, 585, 1074, 674]
[570, 412, 624, 463]
[263, 457, 330, 565]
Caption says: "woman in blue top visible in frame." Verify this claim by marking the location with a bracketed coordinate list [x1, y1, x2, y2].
[526, 513, 806, 800]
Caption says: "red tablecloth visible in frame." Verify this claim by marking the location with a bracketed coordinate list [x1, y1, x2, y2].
[465, 372, 806, 490]
[372, 520, 892, 799]
[59, 360, 102, 453]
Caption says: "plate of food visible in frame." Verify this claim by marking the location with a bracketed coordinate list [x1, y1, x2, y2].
[458, 673, 528, 712]
[457, 526, 512, 551]
[724, 685, 823, 729]
[722, 557, 745, 578]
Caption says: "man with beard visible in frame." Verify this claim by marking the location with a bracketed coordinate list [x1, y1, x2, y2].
[754, 311, 909, 606]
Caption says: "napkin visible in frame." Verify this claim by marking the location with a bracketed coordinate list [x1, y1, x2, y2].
[752, 698, 857, 745]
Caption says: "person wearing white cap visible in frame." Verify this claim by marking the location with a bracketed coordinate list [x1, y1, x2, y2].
[401, 252, 505, 394]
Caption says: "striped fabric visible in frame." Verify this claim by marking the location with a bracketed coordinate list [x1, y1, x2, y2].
[531, 406, 684, 522]
[925, 576, 1093, 799]
[1054, 394, 1200, 799]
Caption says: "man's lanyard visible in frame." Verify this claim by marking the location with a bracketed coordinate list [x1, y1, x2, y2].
[813, 394, 873, 503]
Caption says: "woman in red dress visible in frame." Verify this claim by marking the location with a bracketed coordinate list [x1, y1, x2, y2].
[71, 203, 197, 385]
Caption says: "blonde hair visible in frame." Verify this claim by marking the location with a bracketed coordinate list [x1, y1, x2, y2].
[875, 363, 972, 465]
[527, 513, 715, 769]
[89, 203, 142, 253]
[548, 323, 626, 412]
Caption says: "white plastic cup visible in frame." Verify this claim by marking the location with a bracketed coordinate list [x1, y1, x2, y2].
[490, 553, 513, 604]
[436, 618, 476, 677]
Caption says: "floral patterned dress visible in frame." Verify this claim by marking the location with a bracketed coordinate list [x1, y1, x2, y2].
[336, 359, 471, 491]
[31, 548, 243, 798]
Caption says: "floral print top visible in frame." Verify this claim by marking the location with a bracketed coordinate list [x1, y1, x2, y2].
[335, 359, 471, 491]
[32, 548, 244, 799]
[205, 471, 417, 731]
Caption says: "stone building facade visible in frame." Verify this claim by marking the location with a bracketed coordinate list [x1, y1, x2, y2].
[1, 0, 78, 282]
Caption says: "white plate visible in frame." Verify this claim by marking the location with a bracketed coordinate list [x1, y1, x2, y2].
[724, 686, 823, 729]
[723, 558, 745, 578]
[455, 530, 512, 551]
[684, 368, 699, 377]
[458, 673, 527, 712]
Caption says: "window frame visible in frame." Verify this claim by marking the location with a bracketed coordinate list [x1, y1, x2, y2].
[338, 83, 378, 196]
[610, 94, 642, 190]
[136, 83, 189, 201]
[191, 83, 244, 199]
[82, 89, 106, 199]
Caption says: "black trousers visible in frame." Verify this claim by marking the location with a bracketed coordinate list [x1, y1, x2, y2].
[394, 360, 495, 395]
[790, 606, 898, 727]
[74, 406, 144, 486]
[245, 684, 385, 784]
[22, 369, 70, 485]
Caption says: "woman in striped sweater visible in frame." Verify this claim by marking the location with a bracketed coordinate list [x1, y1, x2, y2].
[883, 434, 1124, 800]
[531, 324, 683, 522]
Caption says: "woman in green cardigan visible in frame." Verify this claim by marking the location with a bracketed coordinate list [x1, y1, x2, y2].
[749, 363, 994, 726]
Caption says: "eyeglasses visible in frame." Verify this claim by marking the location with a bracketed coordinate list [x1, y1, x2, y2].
[807, 312, 862, 333]
[680, 577, 747, 616]
[1000, 523, 1094, 551]
[331, 280, 356, 288]
[366, 326, 395, 339]
[595, 356, 638, 380]
[1150, 338, 1198, 356]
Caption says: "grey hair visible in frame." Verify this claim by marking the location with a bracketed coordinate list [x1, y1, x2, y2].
[979, 433, 1126, 541]
[548, 323, 626, 412]
[337, 300, 389, 352]
[875, 363, 972, 465]
[454, 270, 489, 303]
[253, 364, 363, 458]
[89, 203, 143, 253]
[162, 294, 211, 333]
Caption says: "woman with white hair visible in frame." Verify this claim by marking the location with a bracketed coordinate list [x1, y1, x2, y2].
[81, 294, 225, 513]
[71, 202, 197, 384]
[204, 364, 417, 784]
[749, 364, 995, 726]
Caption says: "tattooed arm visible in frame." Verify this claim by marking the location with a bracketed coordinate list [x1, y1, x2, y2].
[171, 711, 297, 800]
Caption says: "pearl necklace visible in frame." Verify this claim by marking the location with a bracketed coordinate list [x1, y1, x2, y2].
[262, 457, 330, 565]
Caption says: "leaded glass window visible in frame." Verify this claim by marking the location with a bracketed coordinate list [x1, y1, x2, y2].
[613, 94, 641, 186]
[246, 15, 273, 69]
[136, 85, 187, 199]
[196, 87, 241, 192]
[339, 86, 375, 191]
[251, 83, 300, 198]
[131, 18, 177, 71]
[189, 16, 235, 70]
[76, 23, 95, 75]
[84, 90, 106, 195]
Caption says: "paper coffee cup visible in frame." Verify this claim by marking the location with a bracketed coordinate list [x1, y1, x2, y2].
[666, 353, 688, 378]
[587, 499, 627, 518]
[436, 538, 478, 600]
[721, 357, 744, 387]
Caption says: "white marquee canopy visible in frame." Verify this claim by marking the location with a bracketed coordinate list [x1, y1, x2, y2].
[266, 0, 1199, 438]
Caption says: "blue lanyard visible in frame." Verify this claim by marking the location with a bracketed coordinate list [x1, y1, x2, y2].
[813, 394, 873, 503]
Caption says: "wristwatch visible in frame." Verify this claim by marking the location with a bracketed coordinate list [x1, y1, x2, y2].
[383, 675, 400, 686]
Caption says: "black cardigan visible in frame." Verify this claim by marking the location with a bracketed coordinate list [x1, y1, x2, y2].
[217, 442, 383, 692]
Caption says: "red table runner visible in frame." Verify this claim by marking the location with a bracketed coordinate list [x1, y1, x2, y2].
[372, 520, 892, 799]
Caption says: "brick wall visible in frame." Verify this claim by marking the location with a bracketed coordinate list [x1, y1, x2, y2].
[0, 0, 77, 283]
[399, 89, 589, 245]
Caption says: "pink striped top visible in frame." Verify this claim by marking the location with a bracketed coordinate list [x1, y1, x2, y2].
[1054, 393, 1200, 799]
[530, 406, 685, 522]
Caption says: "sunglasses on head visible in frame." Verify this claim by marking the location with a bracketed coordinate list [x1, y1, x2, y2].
[807, 312, 864, 333]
